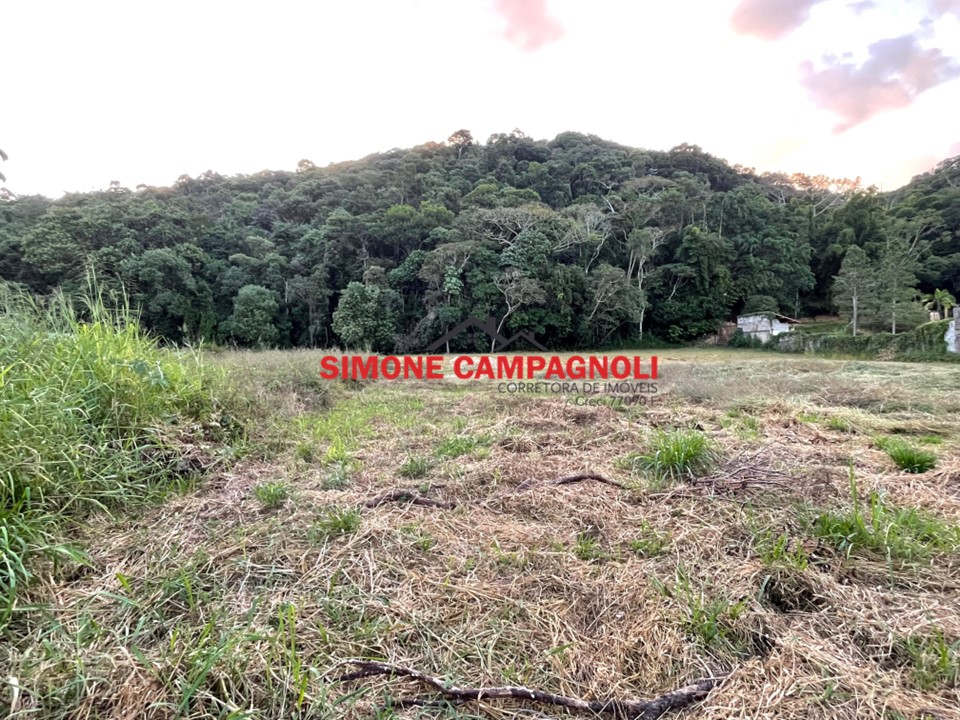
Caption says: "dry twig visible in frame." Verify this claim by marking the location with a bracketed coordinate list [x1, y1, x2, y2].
[516, 472, 626, 492]
[331, 660, 722, 719]
[364, 489, 456, 509]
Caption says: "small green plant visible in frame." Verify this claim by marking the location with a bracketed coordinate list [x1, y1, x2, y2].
[295, 443, 316, 463]
[916, 435, 943, 446]
[874, 437, 937, 473]
[254, 481, 290, 509]
[627, 429, 718, 488]
[753, 531, 810, 569]
[435, 434, 488, 458]
[321, 461, 353, 490]
[572, 531, 605, 562]
[813, 473, 960, 561]
[825, 416, 853, 433]
[401, 524, 435, 552]
[398, 455, 433, 479]
[310, 507, 361, 542]
[324, 438, 351, 465]
[664, 571, 749, 657]
[892, 630, 959, 690]
[628, 522, 669, 558]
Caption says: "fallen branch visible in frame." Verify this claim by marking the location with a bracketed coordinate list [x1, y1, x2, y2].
[331, 660, 722, 719]
[364, 489, 456, 509]
[516, 473, 626, 492]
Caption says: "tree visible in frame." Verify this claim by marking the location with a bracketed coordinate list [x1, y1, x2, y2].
[922, 288, 956, 320]
[877, 232, 922, 334]
[832, 246, 876, 336]
[493, 268, 545, 351]
[224, 285, 280, 347]
[0, 148, 7, 183]
[332, 281, 399, 351]
[448, 130, 474, 161]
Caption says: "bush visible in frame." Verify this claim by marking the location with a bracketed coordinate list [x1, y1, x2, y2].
[728, 329, 769, 349]
[0, 287, 222, 614]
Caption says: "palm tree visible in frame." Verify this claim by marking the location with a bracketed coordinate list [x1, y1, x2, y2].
[922, 288, 956, 319]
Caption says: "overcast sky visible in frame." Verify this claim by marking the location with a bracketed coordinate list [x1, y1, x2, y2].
[3, 0, 959, 198]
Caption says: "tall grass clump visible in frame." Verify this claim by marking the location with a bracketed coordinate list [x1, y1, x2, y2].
[874, 437, 938, 473]
[628, 428, 718, 488]
[0, 286, 220, 613]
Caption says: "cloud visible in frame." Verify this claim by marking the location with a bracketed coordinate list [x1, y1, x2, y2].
[848, 0, 876, 14]
[730, 0, 826, 39]
[929, 0, 960, 19]
[800, 33, 960, 132]
[493, 0, 563, 51]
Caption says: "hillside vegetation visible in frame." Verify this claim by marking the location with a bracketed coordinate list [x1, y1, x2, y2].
[1, 133, 958, 349]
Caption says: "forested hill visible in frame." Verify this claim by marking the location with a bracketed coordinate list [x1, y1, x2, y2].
[1, 131, 958, 350]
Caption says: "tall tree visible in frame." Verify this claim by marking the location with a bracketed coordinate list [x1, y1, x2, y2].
[832, 245, 876, 336]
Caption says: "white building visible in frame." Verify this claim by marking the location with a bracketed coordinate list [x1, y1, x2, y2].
[737, 313, 797, 343]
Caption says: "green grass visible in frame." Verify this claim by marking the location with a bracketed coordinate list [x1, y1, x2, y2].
[813, 475, 960, 561]
[309, 507, 361, 542]
[874, 437, 938, 473]
[753, 531, 810, 570]
[434, 433, 489, 458]
[321, 460, 354, 490]
[626, 429, 718, 488]
[254, 481, 290, 509]
[628, 522, 669, 558]
[398, 455, 433, 479]
[825, 415, 854, 433]
[572, 531, 605, 562]
[891, 630, 960, 690]
[0, 286, 222, 616]
[660, 570, 749, 659]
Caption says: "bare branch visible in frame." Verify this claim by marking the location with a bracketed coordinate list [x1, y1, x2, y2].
[331, 661, 722, 719]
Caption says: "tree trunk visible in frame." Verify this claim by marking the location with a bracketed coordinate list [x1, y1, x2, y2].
[852, 294, 858, 336]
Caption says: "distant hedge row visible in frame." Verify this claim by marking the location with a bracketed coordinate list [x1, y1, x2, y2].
[775, 319, 957, 361]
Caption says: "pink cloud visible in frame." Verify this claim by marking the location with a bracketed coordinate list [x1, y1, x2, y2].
[493, 0, 563, 51]
[730, 0, 826, 39]
[800, 34, 960, 132]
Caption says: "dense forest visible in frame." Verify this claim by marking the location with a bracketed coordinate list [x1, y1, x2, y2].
[1, 131, 958, 350]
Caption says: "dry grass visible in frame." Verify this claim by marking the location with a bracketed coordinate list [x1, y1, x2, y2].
[3, 351, 960, 719]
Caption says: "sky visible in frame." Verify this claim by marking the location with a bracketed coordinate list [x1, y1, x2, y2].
[2, 0, 959, 198]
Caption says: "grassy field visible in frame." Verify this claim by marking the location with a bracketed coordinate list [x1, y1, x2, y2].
[3, 339, 960, 718]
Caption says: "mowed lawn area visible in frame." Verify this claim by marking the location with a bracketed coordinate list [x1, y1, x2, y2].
[5, 348, 960, 719]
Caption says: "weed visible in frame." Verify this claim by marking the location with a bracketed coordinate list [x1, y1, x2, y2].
[813, 474, 960, 561]
[294, 442, 316, 463]
[628, 522, 669, 558]
[874, 437, 937, 473]
[664, 570, 749, 658]
[891, 630, 959, 690]
[572, 531, 605, 562]
[321, 460, 354, 490]
[753, 531, 810, 569]
[310, 507, 361, 542]
[627, 429, 718, 488]
[401, 524, 436, 552]
[825, 416, 853, 433]
[0, 285, 220, 611]
[398, 455, 433, 479]
[254, 481, 290, 509]
[435, 434, 489, 458]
